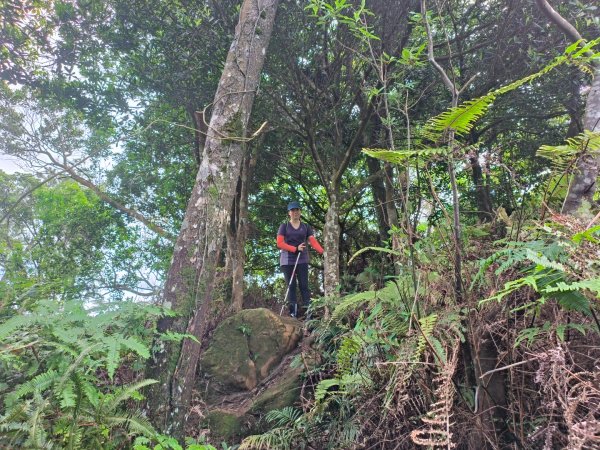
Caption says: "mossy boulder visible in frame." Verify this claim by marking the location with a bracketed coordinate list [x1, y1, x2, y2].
[201, 308, 303, 394]
[203, 410, 245, 442]
[250, 366, 303, 415]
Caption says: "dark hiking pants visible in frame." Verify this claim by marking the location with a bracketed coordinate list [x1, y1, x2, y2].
[282, 263, 310, 316]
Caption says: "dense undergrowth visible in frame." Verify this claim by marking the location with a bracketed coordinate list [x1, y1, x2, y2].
[240, 216, 600, 449]
[1, 211, 599, 449]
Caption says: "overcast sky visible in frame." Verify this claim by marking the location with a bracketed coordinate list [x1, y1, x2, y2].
[0, 154, 25, 174]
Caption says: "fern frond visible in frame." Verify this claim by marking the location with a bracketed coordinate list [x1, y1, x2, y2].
[104, 412, 156, 437]
[105, 379, 158, 412]
[0, 314, 36, 341]
[26, 392, 49, 450]
[264, 407, 302, 427]
[337, 337, 362, 376]
[362, 147, 448, 164]
[119, 336, 150, 359]
[425, 40, 599, 139]
[426, 94, 496, 137]
[81, 378, 100, 408]
[415, 314, 438, 360]
[315, 378, 340, 403]
[60, 380, 76, 409]
[544, 278, 600, 297]
[331, 290, 377, 322]
[105, 336, 120, 380]
[525, 249, 566, 272]
[537, 130, 600, 172]
[553, 291, 591, 314]
[410, 340, 459, 448]
[13, 369, 59, 400]
[56, 344, 100, 392]
[239, 428, 296, 450]
[378, 279, 411, 306]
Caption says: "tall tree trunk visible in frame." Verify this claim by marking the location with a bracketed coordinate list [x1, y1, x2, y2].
[384, 162, 401, 274]
[470, 154, 493, 222]
[228, 144, 258, 312]
[366, 156, 388, 243]
[323, 192, 341, 296]
[146, 0, 279, 434]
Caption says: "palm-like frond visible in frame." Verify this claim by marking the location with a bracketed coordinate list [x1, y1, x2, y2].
[239, 427, 297, 450]
[264, 407, 302, 427]
[537, 130, 600, 172]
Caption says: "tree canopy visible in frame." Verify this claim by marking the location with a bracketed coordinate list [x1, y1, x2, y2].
[1, 0, 599, 448]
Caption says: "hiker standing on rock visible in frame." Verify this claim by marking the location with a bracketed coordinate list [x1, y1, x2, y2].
[277, 201, 324, 318]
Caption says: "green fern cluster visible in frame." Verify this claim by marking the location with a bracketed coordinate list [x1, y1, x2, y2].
[244, 268, 466, 449]
[0, 299, 165, 448]
[476, 222, 600, 344]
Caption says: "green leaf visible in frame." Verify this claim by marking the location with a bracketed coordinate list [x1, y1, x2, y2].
[120, 336, 150, 359]
[572, 224, 600, 244]
[59, 380, 76, 409]
[315, 378, 340, 402]
[0, 315, 36, 341]
[544, 278, 600, 300]
[105, 337, 120, 380]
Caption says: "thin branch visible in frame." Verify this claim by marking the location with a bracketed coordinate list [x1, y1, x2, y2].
[421, 0, 458, 98]
[479, 359, 534, 379]
[0, 171, 61, 225]
[535, 0, 583, 43]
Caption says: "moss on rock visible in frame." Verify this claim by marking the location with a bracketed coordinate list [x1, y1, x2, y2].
[201, 308, 302, 394]
[251, 366, 303, 415]
[204, 410, 244, 442]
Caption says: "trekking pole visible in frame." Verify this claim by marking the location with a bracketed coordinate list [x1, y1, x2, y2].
[280, 250, 302, 316]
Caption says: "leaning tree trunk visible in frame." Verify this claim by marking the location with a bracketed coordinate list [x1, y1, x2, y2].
[562, 65, 600, 216]
[146, 0, 279, 434]
[533, 0, 600, 217]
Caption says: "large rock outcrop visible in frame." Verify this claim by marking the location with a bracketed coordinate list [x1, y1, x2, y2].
[201, 308, 303, 394]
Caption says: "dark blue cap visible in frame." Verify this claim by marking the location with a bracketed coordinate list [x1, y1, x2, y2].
[287, 201, 301, 211]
